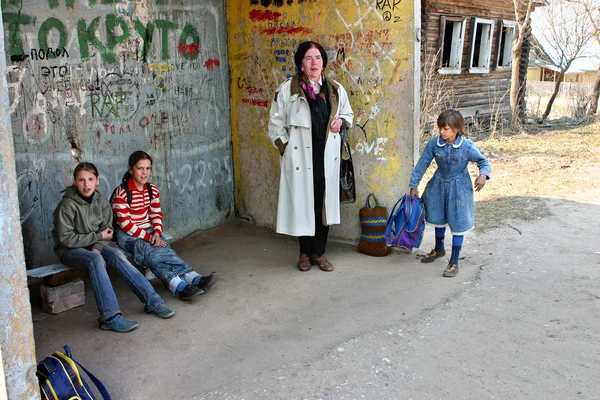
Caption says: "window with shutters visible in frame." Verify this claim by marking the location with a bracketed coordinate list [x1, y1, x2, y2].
[497, 20, 516, 68]
[468, 18, 495, 73]
[437, 16, 467, 75]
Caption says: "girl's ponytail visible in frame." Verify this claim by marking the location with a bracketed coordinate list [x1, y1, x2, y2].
[121, 171, 132, 183]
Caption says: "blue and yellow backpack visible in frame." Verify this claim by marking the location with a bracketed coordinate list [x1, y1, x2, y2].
[36, 345, 111, 400]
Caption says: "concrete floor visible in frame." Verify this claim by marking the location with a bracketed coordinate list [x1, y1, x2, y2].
[30, 195, 600, 399]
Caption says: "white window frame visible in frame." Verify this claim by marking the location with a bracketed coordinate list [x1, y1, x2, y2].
[496, 20, 516, 69]
[438, 17, 467, 75]
[468, 18, 495, 74]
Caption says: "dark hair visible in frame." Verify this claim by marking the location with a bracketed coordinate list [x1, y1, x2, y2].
[122, 151, 153, 181]
[437, 109, 465, 136]
[128, 150, 152, 168]
[294, 41, 328, 71]
[73, 162, 98, 180]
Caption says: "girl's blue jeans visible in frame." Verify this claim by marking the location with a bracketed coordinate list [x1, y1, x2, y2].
[116, 229, 193, 291]
[61, 245, 163, 323]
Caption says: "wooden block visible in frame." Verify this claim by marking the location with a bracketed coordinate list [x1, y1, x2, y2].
[40, 278, 84, 303]
[45, 270, 78, 287]
[42, 292, 86, 314]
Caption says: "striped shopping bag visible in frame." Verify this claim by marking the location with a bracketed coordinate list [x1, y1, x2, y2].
[357, 194, 392, 257]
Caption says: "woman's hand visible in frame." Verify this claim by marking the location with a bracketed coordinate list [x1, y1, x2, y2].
[474, 174, 487, 191]
[91, 248, 101, 254]
[330, 118, 343, 133]
[100, 227, 113, 241]
[410, 188, 419, 198]
[150, 232, 167, 247]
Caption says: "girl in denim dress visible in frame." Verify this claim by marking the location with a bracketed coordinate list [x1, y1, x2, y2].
[409, 110, 491, 277]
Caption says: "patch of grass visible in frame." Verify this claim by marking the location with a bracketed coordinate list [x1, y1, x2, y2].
[477, 122, 600, 191]
[474, 197, 552, 232]
[416, 119, 600, 230]
[473, 119, 600, 228]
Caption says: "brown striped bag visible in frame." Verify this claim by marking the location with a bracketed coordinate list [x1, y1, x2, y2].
[357, 194, 392, 257]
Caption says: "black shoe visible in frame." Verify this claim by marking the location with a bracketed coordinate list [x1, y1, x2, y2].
[197, 272, 218, 293]
[177, 284, 203, 301]
[421, 249, 446, 263]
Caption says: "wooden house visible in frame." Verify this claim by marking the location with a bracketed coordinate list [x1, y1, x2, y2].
[420, 0, 530, 121]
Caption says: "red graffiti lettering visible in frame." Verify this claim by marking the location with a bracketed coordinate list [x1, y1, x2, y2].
[204, 59, 221, 70]
[249, 9, 281, 21]
[241, 98, 268, 108]
[140, 116, 150, 128]
[178, 43, 200, 56]
[261, 26, 311, 35]
[245, 86, 263, 95]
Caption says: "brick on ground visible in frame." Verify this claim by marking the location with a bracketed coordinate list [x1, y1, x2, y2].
[41, 278, 86, 314]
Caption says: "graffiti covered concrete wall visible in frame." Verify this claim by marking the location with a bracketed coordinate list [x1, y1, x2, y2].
[3, 0, 233, 268]
[228, 0, 419, 241]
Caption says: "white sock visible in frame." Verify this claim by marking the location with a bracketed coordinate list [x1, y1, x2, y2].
[182, 271, 201, 286]
[168, 276, 185, 294]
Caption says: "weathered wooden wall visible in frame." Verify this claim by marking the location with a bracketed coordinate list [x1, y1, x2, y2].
[422, 0, 515, 118]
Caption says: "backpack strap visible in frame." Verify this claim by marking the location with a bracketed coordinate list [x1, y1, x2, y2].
[64, 345, 112, 400]
[397, 194, 413, 237]
[145, 182, 153, 203]
[384, 195, 405, 246]
[121, 181, 132, 206]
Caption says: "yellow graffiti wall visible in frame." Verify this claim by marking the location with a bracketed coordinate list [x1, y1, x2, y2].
[227, 0, 418, 241]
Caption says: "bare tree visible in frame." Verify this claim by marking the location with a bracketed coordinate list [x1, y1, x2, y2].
[568, 0, 600, 115]
[510, 0, 537, 124]
[534, 0, 593, 120]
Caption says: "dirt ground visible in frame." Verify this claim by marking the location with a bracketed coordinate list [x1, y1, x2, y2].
[30, 122, 600, 399]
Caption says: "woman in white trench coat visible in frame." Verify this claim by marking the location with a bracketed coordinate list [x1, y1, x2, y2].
[267, 41, 354, 272]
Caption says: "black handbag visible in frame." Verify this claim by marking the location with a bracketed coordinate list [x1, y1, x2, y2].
[340, 125, 356, 204]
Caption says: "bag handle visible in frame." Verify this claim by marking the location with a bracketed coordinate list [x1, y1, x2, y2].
[64, 345, 112, 400]
[364, 193, 380, 209]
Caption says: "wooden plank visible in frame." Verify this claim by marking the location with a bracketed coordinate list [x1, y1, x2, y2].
[425, 0, 516, 19]
[27, 261, 157, 281]
[27, 264, 74, 279]
[26, 234, 172, 280]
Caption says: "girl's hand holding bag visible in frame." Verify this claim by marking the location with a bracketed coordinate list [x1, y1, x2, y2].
[357, 194, 392, 257]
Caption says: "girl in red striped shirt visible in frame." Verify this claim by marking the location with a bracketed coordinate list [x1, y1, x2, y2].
[112, 151, 217, 300]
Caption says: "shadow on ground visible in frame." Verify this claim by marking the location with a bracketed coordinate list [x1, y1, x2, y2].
[30, 196, 600, 399]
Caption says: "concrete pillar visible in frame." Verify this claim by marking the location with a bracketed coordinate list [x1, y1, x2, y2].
[0, 346, 8, 400]
[0, 4, 40, 398]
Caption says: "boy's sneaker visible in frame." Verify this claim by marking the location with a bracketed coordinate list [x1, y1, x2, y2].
[100, 315, 139, 333]
[443, 263, 459, 277]
[197, 272, 218, 293]
[421, 249, 446, 263]
[177, 284, 203, 301]
[146, 302, 175, 319]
